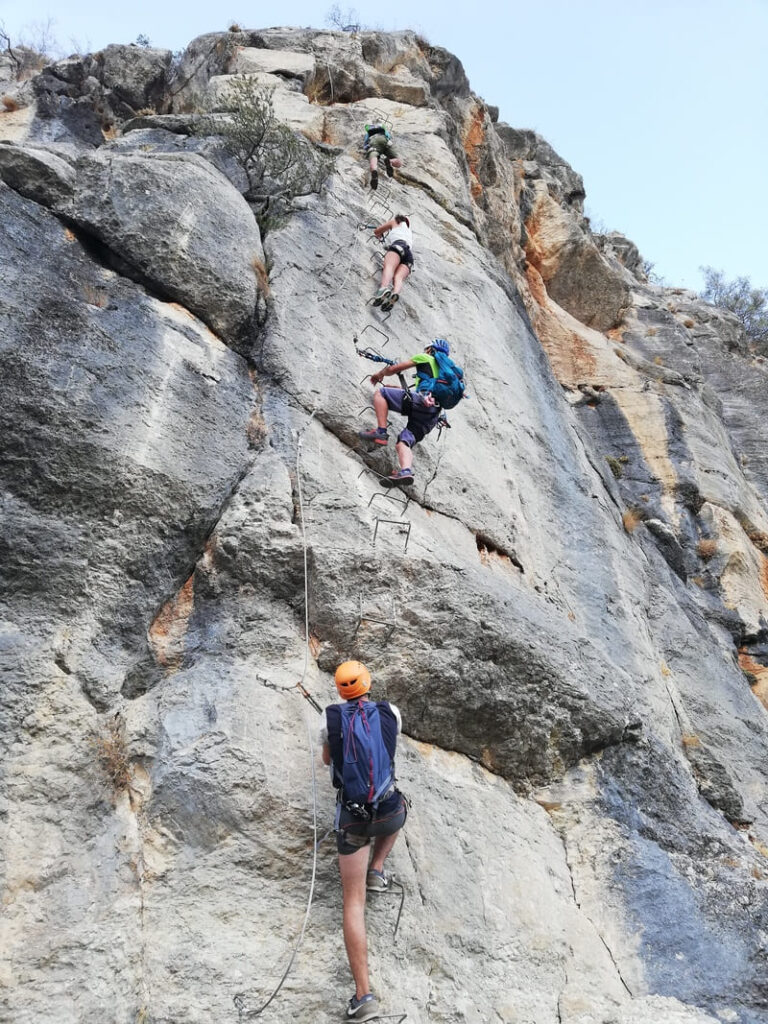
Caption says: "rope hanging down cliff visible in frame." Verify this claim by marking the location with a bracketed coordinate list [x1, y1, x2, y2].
[234, 412, 321, 1020]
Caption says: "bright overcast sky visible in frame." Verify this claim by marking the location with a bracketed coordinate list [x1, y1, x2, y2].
[2, 0, 767, 292]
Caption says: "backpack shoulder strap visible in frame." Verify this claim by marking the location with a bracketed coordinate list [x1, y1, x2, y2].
[325, 704, 344, 785]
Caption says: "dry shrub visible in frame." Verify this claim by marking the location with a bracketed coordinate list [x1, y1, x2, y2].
[653, 355, 664, 365]
[622, 508, 643, 533]
[82, 284, 109, 308]
[606, 454, 629, 479]
[251, 256, 270, 298]
[697, 538, 718, 560]
[646, 327, 658, 337]
[683, 318, 695, 328]
[135, 106, 155, 117]
[681, 732, 701, 748]
[93, 719, 132, 792]
[228, 23, 242, 32]
[747, 530, 768, 552]
[1, 94, 19, 112]
[660, 661, 672, 677]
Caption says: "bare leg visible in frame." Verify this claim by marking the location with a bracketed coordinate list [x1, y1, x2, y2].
[395, 440, 413, 471]
[392, 264, 410, 295]
[379, 250, 400, 290]
[339, 845, 372, 999]
[369, 154, 378, 172]
[369, 829, 401, 874]
[372, 389, 389, 429]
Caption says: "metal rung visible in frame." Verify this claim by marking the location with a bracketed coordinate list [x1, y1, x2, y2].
[358, 324, 389, 347]
[369, 489, 411, 514]
[353, 593, 397, 642]
[373, 517, 411, 552]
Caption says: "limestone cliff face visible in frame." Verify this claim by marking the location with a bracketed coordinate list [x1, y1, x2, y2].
[1, 29, 767, 1024]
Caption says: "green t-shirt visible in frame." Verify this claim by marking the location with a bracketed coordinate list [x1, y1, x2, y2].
[411, 352, 438, 386]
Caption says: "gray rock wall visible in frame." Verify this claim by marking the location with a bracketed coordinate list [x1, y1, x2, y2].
[1, 27, 767, 1024]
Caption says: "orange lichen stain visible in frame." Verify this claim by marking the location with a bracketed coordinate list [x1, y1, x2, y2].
[749, 835, 768, 859]
[462, 103, 485, 200]
[738, 649, 768, 711]
[247, 407, 267, 447]
[535, 800, 563, 814]
[64, 228, 77, 242]
[480, 746, 500, 772]
[168, 302, 195, 320]
[525, 263, 548, 307]
[761, 554, 768, 602]
[412, 740, 435, 758]
[606, 326, 626, 343]
[681, 733, 701, 748]
[524, 266, 599, 382]
[148, 574, 195, 671]
[660, 660, 672, 677]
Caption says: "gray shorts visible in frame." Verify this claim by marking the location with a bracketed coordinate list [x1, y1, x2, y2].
[366, 134, 397, 160]
[336, 791, 407, 855]
[380, 387, 440, 447]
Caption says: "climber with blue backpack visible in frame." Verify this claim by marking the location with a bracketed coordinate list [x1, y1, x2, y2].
[321, 660, 407, 1022]
[358, 338, 466, 487]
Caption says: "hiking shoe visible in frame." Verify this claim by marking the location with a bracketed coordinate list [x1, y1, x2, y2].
[381, 468, 414, 487]
[370, 169, 378, 190]
[380, 292, 399, 312]
[367, 868, 389, 892]
[359, 426, 389, 446]
[347, 993, 379, 1021]
[372, 286, 392, 307]
[385, 157, 394, 177]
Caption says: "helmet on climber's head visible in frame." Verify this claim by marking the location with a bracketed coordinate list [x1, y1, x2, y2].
[427, 338, 450, 355]
[334, 660, 372, 699]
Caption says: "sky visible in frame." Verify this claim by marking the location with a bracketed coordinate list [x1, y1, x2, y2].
[2, 0, 767, 292]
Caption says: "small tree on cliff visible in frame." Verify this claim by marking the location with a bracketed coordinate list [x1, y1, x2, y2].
[210, 76, 334, 233]
[700, 266, 768, 354]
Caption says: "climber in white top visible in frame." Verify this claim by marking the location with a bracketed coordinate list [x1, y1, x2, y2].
[371, 214, 414, 312]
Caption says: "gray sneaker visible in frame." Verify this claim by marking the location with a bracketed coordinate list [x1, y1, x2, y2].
[366, 868, 389, 892]
[347, 992, 380, 1020]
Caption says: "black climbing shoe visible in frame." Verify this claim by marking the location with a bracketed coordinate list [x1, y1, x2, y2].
[370, 169, 378, 190]
[385, 157, 394, 177]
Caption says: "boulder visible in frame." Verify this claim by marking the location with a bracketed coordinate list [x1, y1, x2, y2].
[62, 149, 263, 349]
[0, 142, 75, 205]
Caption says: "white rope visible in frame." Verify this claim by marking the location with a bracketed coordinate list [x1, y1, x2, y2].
[241, 411, 319, 1018]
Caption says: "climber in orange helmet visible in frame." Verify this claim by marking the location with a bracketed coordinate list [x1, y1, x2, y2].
[321, 660, 407, 1021]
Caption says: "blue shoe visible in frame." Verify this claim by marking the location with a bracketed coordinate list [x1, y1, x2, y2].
[380, 468, 414, 488]
[347, 993, 379, 1020]
[359, 426, 389, 446]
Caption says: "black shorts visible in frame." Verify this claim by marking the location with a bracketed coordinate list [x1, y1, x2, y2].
[386, 240, 414, 269]
[336, 790, 407, 855]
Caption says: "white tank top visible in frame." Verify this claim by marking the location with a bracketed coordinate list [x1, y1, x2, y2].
[387, 221, 413, 248]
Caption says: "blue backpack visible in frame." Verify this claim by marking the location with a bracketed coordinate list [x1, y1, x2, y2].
[335, 700, 394, 808]
[418, 350, 466, 409]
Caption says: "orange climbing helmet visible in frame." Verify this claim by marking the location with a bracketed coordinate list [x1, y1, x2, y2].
[334, 660, 371, 699]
